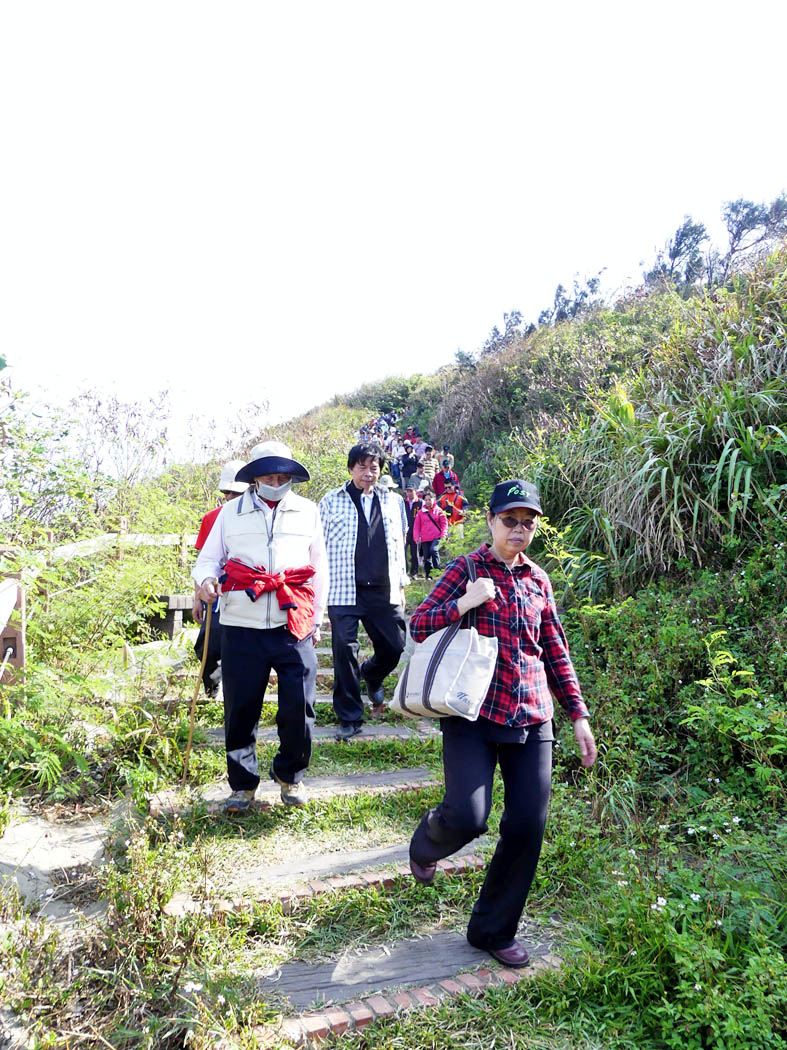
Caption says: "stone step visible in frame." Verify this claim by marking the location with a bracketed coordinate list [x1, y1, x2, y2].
[257, 919, 562, 1016]
[268, 953, 561, 1046]
[232, 839, 485, 895]
[164, 848, 487, 916]
[148, 766, 438, 818]
[200, 722, 439, 748]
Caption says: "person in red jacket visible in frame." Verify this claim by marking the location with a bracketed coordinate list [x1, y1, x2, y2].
[432, 460, 460, 498]
[412, 488, 449, 580]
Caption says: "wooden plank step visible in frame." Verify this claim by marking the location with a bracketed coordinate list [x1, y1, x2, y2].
[257, 922, 561, 1013]
[163, 849, 488, 916]
[230, 839, 489, 894]
[265, 946, 562, 1046]
[200, 722, 438, 748]
[148, 767, 438, 818]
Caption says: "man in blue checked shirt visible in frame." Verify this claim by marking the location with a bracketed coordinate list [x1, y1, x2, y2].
[319, 443, 409, 741]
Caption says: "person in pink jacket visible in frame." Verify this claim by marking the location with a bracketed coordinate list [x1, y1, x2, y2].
[412, 488, 449, 580]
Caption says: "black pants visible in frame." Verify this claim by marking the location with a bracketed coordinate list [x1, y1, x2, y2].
[406, 532, 419, 576]
[194, 602, 222, 695]
[419, 539, 441, 578]
[329, 587, 406, 727]
[409, 719, 553, 950]
[221, 624, 317, 789]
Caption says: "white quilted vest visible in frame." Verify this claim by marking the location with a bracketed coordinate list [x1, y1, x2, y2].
[220, 490, 318, 630]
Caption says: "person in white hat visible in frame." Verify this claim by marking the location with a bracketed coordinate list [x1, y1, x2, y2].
[191, 460, 249, 697]
[193, 441, 328, 811]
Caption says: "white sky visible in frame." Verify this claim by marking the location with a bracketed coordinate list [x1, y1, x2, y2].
[2, 0, 785, 449]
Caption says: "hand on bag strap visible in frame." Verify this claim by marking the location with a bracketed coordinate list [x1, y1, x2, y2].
[458, 555, 495, 627]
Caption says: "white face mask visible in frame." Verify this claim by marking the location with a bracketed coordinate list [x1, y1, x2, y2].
[256, 480, 292, 501]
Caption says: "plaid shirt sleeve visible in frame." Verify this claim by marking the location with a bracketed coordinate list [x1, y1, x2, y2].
[534, 569, 589, 720]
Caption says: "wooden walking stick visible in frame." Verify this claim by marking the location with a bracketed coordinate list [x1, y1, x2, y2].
[181, 602, 212, 788]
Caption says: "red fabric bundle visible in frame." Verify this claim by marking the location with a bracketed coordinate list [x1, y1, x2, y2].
[219, 559, 316, 641]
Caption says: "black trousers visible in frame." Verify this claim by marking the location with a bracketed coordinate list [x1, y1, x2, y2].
[221, 624, 316, 789]
[406, 532, 419, 576]
[419, 539, 441, 578]
[329, 587, 406, 727]
[194, 602, 222, 694]
[409, 719, 553, 950]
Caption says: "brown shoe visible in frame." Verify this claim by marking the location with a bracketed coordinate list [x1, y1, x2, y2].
[487, 941, 530, 968]
[409, 857, 437, 884]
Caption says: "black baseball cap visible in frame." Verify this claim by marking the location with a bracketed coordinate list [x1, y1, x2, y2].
[489, 479, 542, 515]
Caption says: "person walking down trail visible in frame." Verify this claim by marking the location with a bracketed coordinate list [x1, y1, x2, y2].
[193, 441, 327, 812]
[192, 460, 248, 698]
[378, 474, 408, 543]
[403, 485, 422, 577]
[421, 446, 438, 484]
[432, 461, 461, 499]
[408, 479, 597, 968]
[437, 481, 467, 536]
[319, 443, 409, 741]
[412, 488, 448, 580]
[399, 444, 420, 489]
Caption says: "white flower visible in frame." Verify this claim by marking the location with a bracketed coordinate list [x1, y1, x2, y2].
[658, 824, 669, 831]
[694, 983, 702, 991]
[699, 825, 707, 832]
[217, 994, 226, 1006]
[715, 919, 723, 927]
[732, 816, 742, 825]
[628, 849, 636, 856]
[630, 949, 637, 956]
[183, 981, 203, 994]
[617, 880, 629, 887]
[657, 896, 667, 907]
[687, 827, 696, 836]
[690, 893, 701, 902]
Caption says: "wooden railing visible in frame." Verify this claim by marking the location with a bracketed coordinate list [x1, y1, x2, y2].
[0, 531, 199, 682]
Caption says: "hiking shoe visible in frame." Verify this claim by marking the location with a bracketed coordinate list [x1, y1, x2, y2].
[270, 768, 308, 806]
[223, 788, 256, 814]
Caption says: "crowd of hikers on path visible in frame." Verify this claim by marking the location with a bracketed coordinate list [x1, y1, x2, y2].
[188, 411, 597, 970]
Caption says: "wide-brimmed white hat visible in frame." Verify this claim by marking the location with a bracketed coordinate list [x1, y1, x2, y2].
[235, 440, 310, 484]
[378, 474, 397, 489]
[218, 460, 249, 494]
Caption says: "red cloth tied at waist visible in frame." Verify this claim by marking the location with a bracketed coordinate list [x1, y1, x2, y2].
[219, 558, 316, 641]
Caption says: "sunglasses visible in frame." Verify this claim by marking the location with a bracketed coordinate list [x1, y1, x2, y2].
[498, 514, 538, 531]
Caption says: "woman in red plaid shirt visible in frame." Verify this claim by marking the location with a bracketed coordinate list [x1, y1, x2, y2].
[408, 479, 597, 968]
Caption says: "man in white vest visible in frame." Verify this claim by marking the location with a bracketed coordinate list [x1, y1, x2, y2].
[193, 441, 328, 811]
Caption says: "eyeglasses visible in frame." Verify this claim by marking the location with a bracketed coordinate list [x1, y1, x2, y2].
[498, 515, 538, 531]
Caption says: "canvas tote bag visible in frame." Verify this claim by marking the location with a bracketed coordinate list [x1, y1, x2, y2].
[390, 556, 498, 720]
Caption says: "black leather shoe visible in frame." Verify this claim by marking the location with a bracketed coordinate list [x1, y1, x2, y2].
[486, 941, 530, 968]
[409, 857, 437, 884]
[335, 723, 362, 742]
[360, 664, 385, 707]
